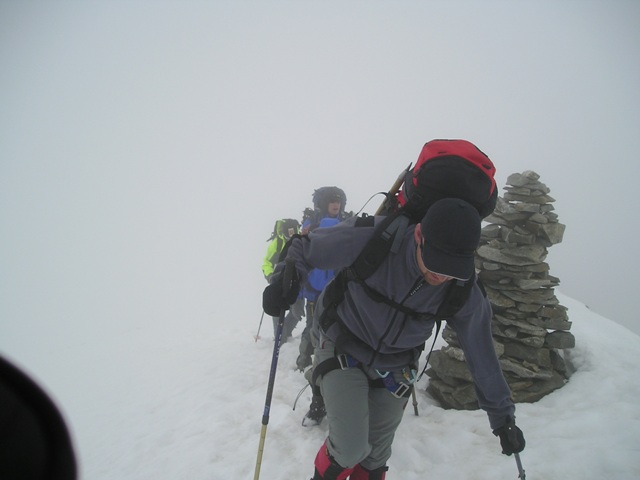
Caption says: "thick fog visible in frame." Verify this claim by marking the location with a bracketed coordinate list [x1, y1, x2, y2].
[2, 0, 639, 350]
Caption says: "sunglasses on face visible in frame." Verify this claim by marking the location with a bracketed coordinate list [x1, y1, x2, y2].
[418, 240, 463, 282]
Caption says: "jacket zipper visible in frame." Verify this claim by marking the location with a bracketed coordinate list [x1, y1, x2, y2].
[374, 277, 426, 359]
[390, 277, 426, 344]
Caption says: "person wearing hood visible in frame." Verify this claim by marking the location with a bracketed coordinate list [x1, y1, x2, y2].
[297, 186, 349, 371]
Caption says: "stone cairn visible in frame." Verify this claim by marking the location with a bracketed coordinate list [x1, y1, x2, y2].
[426, 171, 574, 409]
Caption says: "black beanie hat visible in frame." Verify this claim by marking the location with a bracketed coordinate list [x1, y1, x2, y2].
[420, 198, 481, 280]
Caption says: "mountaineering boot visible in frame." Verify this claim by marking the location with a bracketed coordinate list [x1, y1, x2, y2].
[302, 394, 326, 426]
[311, 440, 354, 480]
[350, 463, 389, 480]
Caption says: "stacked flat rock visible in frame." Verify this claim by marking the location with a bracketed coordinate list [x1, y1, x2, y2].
[426, 171, 573, 410]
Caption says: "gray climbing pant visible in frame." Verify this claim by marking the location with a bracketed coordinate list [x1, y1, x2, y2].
[313, 334, 409, 471]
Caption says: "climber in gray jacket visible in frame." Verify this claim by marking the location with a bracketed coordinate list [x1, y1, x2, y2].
[263, 198, 525, 480]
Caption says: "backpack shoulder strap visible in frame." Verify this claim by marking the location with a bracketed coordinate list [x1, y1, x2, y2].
[435, 273, 483, 320]
[351, 212, 411, 280]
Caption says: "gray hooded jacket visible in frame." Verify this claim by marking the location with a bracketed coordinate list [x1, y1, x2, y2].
[280, 215, 515, 428]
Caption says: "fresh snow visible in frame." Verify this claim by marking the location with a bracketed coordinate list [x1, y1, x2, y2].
[3, 292, 640, 479]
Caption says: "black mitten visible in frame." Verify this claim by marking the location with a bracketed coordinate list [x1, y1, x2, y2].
[493, 416, 525, 456]
[262, 268, 299, 316]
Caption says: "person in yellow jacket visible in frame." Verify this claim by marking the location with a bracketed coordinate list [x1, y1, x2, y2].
[262, 218, 305, 341]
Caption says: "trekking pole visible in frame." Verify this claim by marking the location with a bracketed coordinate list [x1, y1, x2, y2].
[514, 452, 526, 479]
[254, 310, 265, 342]
[253, 258, 296, 480]
[411, 387, 419, 416]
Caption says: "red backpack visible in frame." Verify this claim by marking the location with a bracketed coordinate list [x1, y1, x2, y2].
[318, 139, 498, 380]
[391, 139, 497, 221]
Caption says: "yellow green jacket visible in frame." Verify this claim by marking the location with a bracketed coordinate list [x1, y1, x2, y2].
[262, 219, 300, 281]
[262, 235, 286, 281]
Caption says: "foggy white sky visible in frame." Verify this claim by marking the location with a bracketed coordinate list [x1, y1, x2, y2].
[1, 0, 639, 348]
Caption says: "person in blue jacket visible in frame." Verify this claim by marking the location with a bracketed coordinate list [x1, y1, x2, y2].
[264, 198, 525, 480]
[296, 187, 348, 371]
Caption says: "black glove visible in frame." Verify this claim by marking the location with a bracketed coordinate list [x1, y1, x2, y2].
[262, 268, 300, 316]
[493, 417, 525, 456]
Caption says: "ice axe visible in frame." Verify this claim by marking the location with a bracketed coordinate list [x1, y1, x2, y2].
[375, 163, 411, 215]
